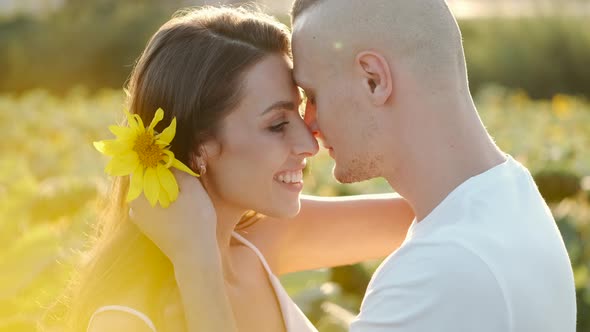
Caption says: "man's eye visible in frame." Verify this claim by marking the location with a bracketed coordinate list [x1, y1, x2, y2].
[269, 121, 289, 133]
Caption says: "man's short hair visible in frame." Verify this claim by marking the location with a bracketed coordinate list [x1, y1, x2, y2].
[291, 0, 323, 23]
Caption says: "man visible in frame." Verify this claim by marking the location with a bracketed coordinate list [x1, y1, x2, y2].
[290, 0, 577, 331]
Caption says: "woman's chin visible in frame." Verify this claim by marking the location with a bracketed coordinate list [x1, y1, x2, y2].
[284, 208, 300, 219]
[266, 201, 301, 220]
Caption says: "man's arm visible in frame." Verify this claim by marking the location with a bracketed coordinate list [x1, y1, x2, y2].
[241, 193, 415, 275]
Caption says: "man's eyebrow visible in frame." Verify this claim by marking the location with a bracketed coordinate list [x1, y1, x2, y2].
[260, 101, 297, 116]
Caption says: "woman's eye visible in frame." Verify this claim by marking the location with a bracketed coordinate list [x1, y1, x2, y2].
[269, 121, 289, 133]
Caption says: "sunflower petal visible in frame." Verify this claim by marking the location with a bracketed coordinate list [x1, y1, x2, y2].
[158, 187, 171, 208]
[109, 125, 135, 140]
[148, 108, 164, 132]
[171, 158, 199, 177]
[143, 167, 160, 207]
[155, 139, 170, 147]
[157, 117, 176, 145]
[93, 141, 107, 154]
[124, 110, 139, 130]
[135, 115, 147, 133]
[95, 139, 132, 156]
[157, 164, 179, 202]
[162, 150, 175, 168]
[127, 165, 144, 202]
[106, 152, 140, 176]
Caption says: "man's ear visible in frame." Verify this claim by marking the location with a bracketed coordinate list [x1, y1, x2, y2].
[355, 51, 393, 106]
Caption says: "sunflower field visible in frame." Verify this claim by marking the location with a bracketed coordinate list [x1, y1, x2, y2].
[0, 85, 589, 331]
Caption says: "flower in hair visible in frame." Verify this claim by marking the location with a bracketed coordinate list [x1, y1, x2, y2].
[94, 108, 197, 208]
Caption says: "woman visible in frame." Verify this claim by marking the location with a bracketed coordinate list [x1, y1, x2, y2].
[43, 6, 414, 332]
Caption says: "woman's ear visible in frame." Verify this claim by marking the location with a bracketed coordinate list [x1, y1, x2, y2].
[190, 140, 220, 172]
[200, 140, 220, 160]
[355, 51, 393, 106]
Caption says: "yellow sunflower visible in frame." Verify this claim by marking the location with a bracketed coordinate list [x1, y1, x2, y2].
[93, 108, 198, 208]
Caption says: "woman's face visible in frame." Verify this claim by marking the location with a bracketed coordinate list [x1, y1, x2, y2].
[204, 54, 319, 219]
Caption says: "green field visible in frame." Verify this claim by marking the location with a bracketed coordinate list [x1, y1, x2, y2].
[1, 86, 589, 331]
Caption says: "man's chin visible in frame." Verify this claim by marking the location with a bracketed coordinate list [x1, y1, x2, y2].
[333, 164, 374, 184]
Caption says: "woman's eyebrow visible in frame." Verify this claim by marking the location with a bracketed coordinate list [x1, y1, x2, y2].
[260, 101, 297, 116]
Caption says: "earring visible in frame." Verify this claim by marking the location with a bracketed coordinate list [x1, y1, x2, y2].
[197, 158, 207, 176]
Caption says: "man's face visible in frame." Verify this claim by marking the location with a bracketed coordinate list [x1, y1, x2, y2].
[292, 22, 384, 184]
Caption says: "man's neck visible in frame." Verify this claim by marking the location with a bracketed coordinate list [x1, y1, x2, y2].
[384, 110, 506, 222]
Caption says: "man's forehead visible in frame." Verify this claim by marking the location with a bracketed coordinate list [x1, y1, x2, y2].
[291, 1, 326, 48]
[292, 64, 308, 88]
[291, 5, 337, 87]
[291, 41, 311, 86]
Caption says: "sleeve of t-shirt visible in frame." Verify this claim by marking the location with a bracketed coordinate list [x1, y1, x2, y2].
[349, 242, 511, 332]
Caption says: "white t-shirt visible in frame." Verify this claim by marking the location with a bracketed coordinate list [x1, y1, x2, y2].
[350, 155, 577, 332]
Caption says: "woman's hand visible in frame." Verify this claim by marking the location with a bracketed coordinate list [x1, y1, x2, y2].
[128, 169, 217, 262]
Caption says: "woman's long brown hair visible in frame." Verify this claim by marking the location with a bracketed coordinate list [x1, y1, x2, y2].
[42, 6, 291, 331]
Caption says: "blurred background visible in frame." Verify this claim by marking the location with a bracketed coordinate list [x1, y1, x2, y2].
[0, 0, 589, 331]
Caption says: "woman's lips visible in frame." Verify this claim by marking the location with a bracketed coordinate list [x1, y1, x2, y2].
[274, 180, 303, 192]
[274, 169, 303, 183]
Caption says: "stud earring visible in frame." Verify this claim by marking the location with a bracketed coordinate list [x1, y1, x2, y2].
[197, 158, 207, 176]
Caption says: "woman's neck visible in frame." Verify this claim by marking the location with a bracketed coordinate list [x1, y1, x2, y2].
[214, 204, 246, 283]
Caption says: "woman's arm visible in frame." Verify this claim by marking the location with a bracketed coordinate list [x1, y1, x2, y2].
[169, 234, 236, 332]
[129, 171, 237, 332]
[240, 193, 415, 275]
[172, 250, 237, 332]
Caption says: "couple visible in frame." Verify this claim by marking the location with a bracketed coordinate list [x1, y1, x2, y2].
[53, 1, 576, 331]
